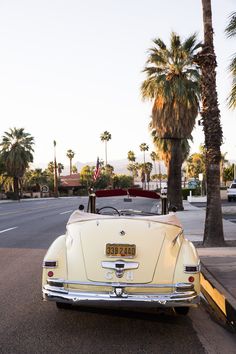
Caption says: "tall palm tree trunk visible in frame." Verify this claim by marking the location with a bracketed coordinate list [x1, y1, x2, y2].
[105, 142, 107, 166]
[197, 0, 224, 245]
[153, 160, 158, 188]
[70, 159, 72, 175]
[13, 176, 19, 200]
[167, 139, 183, 211]
[143, 152, 146, 190]
[158, 161, 162, 189]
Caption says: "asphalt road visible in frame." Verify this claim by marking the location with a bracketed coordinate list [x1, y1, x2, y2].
[0, 197, 235, 354]
[190, 200, 236, 223]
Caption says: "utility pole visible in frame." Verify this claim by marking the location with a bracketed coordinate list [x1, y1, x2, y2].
[53, 140, 58, 197]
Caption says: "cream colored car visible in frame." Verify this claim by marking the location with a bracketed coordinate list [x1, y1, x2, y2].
[42, 189, 200, 315]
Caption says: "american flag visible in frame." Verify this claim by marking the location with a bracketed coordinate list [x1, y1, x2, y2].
[93, 157, 100, 181]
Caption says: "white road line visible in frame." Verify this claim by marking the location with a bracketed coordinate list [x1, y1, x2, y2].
[0, 226, 18, 234]
[60, 210, 73, 215]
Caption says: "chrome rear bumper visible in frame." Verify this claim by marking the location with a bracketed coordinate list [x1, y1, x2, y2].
[43, 279, 200, 308]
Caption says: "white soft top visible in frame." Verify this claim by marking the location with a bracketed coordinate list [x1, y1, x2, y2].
[67, 210, 182, 228]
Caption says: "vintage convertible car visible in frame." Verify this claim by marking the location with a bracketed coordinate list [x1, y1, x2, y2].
[42, 189, 200, 315]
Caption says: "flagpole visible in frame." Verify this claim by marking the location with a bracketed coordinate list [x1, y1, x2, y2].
[53, 140, 58, 198]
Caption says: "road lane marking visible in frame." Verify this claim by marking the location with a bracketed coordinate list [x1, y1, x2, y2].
[0, 226, 18, 234]
[0, 211, 21, 216]
[0, 204, 74, 217]
[60, 210, 73, 215]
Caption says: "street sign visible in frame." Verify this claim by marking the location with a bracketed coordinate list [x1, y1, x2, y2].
[41, 185, 49, 193]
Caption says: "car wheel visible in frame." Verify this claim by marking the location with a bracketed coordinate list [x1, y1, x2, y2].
[174, 307, 189, 315]
[56, 302, 72, 310]
[228, 197, 231, 202]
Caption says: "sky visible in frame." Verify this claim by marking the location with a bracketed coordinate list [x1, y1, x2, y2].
[0, 0, 235, 168]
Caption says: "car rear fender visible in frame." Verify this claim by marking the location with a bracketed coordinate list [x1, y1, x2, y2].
[42, 235, 67, 286]
[65, 224, 88, 282]
[173, 238, 200, 294]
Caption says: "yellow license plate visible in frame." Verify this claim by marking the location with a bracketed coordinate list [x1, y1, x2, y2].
[106, 244, 136, 257]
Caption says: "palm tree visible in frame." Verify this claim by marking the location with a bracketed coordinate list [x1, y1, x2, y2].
[225, 11, 236, 108]
[187, 153, 205, 179]
[150, 151, 160, 188]
[127, 150, 136, 163]
[66, 149, 75, 175]
[127, 150, 137, 184]
[139, 143, 149, 189]
[105, 164, 114, 175]
[57, 163, 64, 178]
[23, 168, 48, 193]
[127, 163, 139, 183]
[151, 132, 171, 169]
[100, 131, 111, 166]
[145, 162, 153, 190]
[47, 161, 55, 174]
[72, 165, 78, 174]
[0, 128, 34, 199]
[80, 165, 93, 187]
[141, 32, 201, 210]
[195, 0, 224, 245]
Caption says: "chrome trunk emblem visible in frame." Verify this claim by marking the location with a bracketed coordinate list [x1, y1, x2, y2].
[102, 260, 139, 278]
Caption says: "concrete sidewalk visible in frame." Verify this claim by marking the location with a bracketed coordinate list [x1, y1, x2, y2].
[177, 201, 236, 330]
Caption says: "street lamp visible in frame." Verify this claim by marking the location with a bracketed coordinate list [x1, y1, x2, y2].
[53, 140, 58, 197]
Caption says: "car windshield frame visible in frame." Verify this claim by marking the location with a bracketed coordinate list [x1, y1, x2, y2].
[87, 188, 166, 216]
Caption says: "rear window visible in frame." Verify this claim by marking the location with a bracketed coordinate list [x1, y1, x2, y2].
[231, 184, 236, 188]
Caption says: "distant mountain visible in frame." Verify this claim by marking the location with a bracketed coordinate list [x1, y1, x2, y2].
[32, 155, 167, 176]
[32, 156, 235, 177]
[74, 155, 167, 175]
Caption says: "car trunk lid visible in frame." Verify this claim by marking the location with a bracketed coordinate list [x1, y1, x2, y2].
[67, 217, 182, 284]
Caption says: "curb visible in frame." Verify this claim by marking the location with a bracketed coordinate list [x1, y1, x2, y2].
[0, 196, 86, 204]
[200, 265, 236, 331]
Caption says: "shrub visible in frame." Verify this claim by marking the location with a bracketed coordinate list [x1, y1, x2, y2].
[6, 191, 18, 200]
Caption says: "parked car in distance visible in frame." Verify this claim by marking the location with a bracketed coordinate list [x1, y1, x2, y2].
[227, 183, 236, 202]
[42, 188, 200, 315]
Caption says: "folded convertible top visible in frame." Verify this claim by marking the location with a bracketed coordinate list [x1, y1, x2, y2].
[67, 210, 182, 228]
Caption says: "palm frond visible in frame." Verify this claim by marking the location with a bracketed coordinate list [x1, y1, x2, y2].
[229, 54, 236, 75]
[182, 33, 201, 54]
[228, 79, 236, 109]
[152, 38, 166, 50]
[225, 12, 236, 38]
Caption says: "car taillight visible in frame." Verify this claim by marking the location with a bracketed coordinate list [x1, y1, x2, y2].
[188, 276, 195, 283]
[43, 260, 58, 268]
[48, 271, 54, 277]
[184, 265, 200, 273]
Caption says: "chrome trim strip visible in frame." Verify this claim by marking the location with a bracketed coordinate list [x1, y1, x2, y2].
[43, 285, 200, 307]
[46, 278, 194, 290]
[101, 260, 139, 271]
